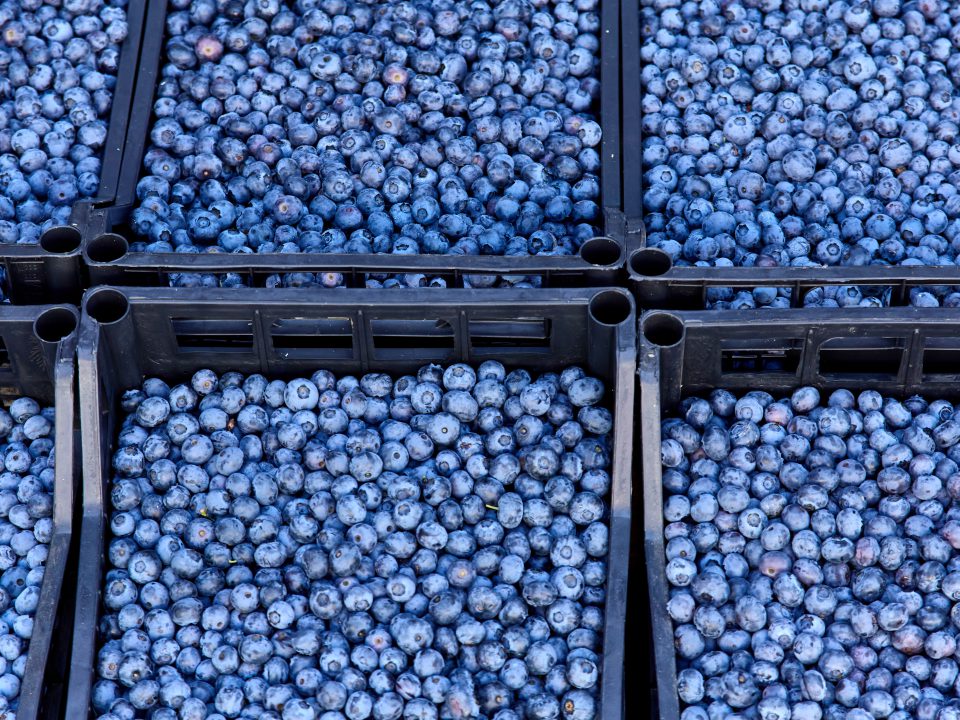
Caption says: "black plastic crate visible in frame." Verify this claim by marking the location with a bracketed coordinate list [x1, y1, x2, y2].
[0, 1, 147, 306]
[0, 305, 79, 720]
[628, 250, 960, 310]
[619, 0, 960, 311]
[637, 308, 960, 720]
[67, 286, 636, 720]
[78, 0, 629, 290]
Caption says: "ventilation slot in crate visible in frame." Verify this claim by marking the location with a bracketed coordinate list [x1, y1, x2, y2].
[922, 338, 960, 377]
[369, 319, 456, 363]
[468, 319, 552, 351]
[720, 339, 802, 375]
[818, 337, 903, 378]
[0, 337, 12, 372]
[172, 319, 254, 352]
[271, 318, 354, 359]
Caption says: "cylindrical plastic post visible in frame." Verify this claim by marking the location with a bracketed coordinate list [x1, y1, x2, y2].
[640, 311, 685, 412]
[85, 288, 141, 392]
[34, 307, 79, 373]
[587, 289, 633, 381]
[630, 248, 674, 309]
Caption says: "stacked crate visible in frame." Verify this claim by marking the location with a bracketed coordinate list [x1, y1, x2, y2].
[627, 1, 960, 719]
[47, 2, 639, 720]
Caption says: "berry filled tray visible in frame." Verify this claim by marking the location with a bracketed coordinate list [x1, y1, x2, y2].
[625, 0, 960, 309]
[67, 286, 635, 720]
[639, 308, 960, 720]
[77, 0, 628, 291]
[0, 0, 146, 304]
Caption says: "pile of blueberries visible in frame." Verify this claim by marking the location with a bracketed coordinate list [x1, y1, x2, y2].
[0, 0, 128, 244]
[94, 364, 612, 720]
[0, 397, 56, 717]
[661, 386, 960, 720]
[130, 0, 603, 280]
[641, 0, 960, 307]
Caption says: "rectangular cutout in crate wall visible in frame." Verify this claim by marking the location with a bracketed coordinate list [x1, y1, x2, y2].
[369, 318, 457, 364]
[172, 319, 254, 352]
[270, 318, 354, 360]
[0, 337, 12, 372]
[0, 334, 33, 401]
[468, 319, 552, 351]
[818, 337, 904, 379]
[721, 339, 803, 375]
[922, 337, 960, 378]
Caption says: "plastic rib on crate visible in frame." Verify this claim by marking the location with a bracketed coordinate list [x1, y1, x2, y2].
[67, 286, 635, 720]
[0, 306, 78, 720]
[77, 0, 628, 290]
[0, 1, 147, 305]
[638, 308, 960, 720]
